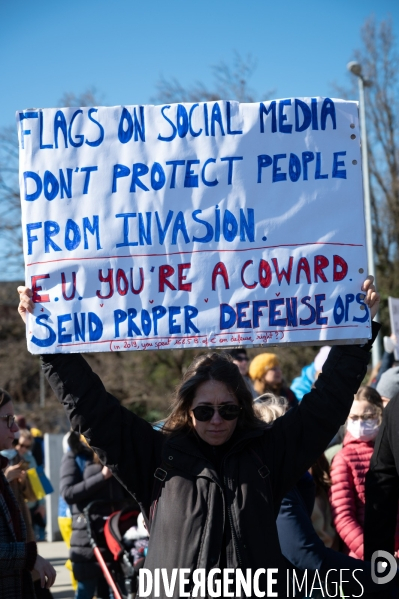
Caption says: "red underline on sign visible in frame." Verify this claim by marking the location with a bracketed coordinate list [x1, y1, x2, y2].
[27, 241, 364, 267]
[55, 324, 367, 348]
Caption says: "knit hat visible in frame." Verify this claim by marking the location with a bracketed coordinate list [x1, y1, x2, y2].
[376, 367, 399, 401]
[249, 353, 280, 381]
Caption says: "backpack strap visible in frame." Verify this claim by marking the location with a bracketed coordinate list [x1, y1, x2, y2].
[149, 460, 174, 527]
[248, 447, 270, 479]
[154, 465, 168, 481]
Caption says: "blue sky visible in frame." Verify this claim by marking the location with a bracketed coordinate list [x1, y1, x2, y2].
[1, 0, 398, 280]
[1, 0, 398, 130]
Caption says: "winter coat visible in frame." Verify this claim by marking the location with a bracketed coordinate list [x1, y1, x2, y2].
[370, 349, 394, 389]
[365, 392, 399, 559]
[0, 460, 37, 599]
[42, 337, 374, 599]
[59, 441, 125, 581]
[330, 432, 377, 559]
[280, 385, 299, 408]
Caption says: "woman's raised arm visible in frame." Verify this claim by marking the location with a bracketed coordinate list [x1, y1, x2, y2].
[17, 285, 165, 516]
[264, 276, 380, 503]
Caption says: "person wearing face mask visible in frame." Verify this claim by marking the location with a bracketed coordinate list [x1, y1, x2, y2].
[329, 387, 392, 560]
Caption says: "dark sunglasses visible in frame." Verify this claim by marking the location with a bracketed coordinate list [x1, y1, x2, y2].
[192, 405, 241, 422]
[235, 356, 249, 362]
[0, 415, 16, 430]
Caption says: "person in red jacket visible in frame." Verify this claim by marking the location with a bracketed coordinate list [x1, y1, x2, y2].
[330, 386, 389, 559]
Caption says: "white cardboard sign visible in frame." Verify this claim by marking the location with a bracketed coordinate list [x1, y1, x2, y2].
[17, 98, 370, 354]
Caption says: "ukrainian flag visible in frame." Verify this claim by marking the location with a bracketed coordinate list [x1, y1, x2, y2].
[27, 466, 54, 500]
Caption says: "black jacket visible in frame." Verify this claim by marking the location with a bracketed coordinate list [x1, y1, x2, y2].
[44, 340, 373, 598]
[59, 438, 125, 580]
[364, 393, 399, 562]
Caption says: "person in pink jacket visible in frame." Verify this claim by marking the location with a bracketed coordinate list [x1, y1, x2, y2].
[330, 386, 386, 559]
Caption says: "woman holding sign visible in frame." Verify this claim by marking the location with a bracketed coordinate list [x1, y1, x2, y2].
[18, 278, 380, 598]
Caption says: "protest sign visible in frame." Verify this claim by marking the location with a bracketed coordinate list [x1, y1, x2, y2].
[388, 297, 399, 360]
[17, 98, 369, 354]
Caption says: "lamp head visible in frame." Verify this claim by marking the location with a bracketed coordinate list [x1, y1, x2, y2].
[347, 62, 362, 77]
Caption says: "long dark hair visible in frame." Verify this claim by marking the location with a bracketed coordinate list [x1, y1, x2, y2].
[311, 454, 332, 496]
[162, 352, 263, 434]
[0, 389, 12, 407]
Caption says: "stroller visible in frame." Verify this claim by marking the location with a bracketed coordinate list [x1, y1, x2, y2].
[84, 500, 149, 599]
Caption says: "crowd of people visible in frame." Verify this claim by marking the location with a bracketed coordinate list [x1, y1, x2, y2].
[3, 279, 399, 598]
[230, 338, 399, 597]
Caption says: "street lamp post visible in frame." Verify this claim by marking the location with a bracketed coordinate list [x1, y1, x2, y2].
[347, 61, 381, 367]
[39, 362, 45, 407]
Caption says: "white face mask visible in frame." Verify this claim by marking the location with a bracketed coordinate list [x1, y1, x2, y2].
[347, 418, 380, 442]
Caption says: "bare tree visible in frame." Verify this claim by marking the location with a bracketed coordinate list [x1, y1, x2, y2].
[153, 51, 273, 104]
[341, 17, 399, 329]
[0, 125, 21, 279]
[57, 87, 104, 109]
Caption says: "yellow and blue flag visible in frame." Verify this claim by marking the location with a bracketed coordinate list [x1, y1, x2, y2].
[27, 466, 53, 500]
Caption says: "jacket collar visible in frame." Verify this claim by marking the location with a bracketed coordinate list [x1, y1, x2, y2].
[163, 426, 265, 481]
[343, 431, 375, 447]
